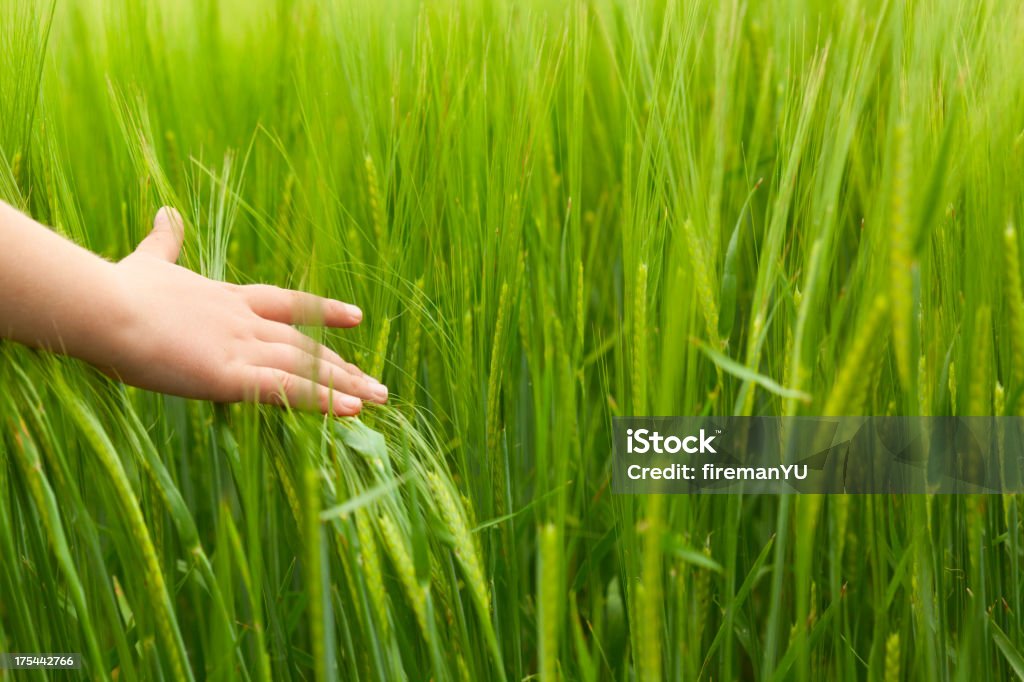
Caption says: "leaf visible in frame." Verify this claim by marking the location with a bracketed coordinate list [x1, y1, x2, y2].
[334, 419, 388, 459]
[664, 535, 724, 574]
[696, 341, 812, 402]
[992, 620, 1024, 680]
[319, 475, 408, 522]
[767, 591, 841, 682]
[702, 534, 776, 668]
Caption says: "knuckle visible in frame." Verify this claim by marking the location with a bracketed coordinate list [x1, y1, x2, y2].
[277, 370, 295, 396]
[294, 331, 316, 352]
[349, 375, 372, 396]
[210, 363, 246, 402]
[248, 283, 278, 301]
[317, 389, 332, 413]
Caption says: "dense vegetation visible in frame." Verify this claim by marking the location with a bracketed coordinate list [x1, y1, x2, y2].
[3, 0, 1024, 679]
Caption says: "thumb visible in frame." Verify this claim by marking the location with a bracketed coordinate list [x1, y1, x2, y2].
[135, 207, 185, 262]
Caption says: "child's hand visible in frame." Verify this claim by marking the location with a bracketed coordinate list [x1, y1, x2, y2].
[100, 208, 386, 416]
[0, 201, 382, 415]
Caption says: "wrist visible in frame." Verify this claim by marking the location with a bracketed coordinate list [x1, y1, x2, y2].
[62, 258, 138, 369]
[0, 202, 141, 372]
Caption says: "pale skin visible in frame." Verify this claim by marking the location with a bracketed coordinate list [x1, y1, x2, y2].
[0, 200, 387, 416]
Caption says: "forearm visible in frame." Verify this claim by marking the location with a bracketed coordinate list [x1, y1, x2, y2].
[0, 200, 127, 364]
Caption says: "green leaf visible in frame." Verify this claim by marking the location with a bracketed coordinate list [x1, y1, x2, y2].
[334, 419, 389, 460]
[992, 620, 1024, 680]
[696, 341, 812, 402]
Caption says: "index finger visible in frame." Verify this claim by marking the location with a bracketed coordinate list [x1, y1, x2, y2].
[241, 284, 363, 327]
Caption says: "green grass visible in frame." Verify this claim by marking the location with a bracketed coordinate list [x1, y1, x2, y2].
[2, 0, 1024, 679]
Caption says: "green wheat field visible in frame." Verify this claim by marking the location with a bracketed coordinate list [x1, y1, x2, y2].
[3, 0, 1024, 679]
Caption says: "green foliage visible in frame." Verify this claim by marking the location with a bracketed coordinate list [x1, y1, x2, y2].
[3, 0, 1024, 679]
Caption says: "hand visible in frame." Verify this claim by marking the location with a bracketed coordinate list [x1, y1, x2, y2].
[98, 207, 386, 416]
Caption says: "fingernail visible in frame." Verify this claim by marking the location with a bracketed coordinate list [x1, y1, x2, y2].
[344, 303, 363, 321]
[373, 383, 389, 403]
[339, 394, 362, 410]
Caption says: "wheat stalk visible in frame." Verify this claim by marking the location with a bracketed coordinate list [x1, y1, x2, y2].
[365, 153, 387, 253]
[890, 119, 914, 388]
[884, 631, 901, 682]
[632, 262, 649, 415]
[681, 217, 720, 346]
[967, 305, 992, 416]
[487, 280, 512, 514]
[538, 523, 561, 682]
[823, 296, 889, 415]
[370, 315, 392, 381]
[355, 509, 390, 639]
[1004, 225, 1024, 409]
[402, 277, 425, 405]
[378, 513, 429, 636]
[427, 471, 490, 614]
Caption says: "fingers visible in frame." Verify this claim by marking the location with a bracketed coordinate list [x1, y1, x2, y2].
[247, 366, 364, 416]
[258, 343, 388, 404]
[241, 284, 363, 328]
[255, 321, 379, 381]
[136, 207, 185, 263]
